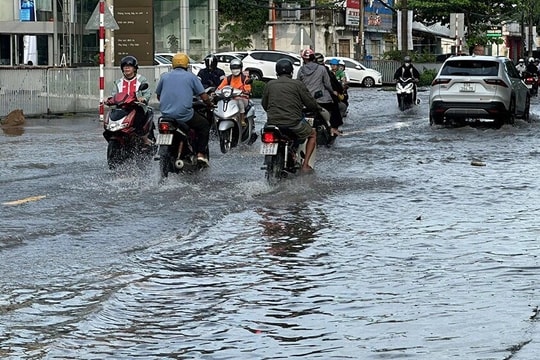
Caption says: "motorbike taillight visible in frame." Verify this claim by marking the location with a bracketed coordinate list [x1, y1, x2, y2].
[158, 122, 171, 132]
[261, 131, 278, 143]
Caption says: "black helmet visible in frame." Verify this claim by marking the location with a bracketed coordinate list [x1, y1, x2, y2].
[205, 54, 218, 69]
[120, 55, 138, 71]
[403, 56, 412, 63]
[314, 52, 325, 65]
[276, 58, 293, 76]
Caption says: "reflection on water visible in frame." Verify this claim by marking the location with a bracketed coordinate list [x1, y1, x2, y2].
[258, 205, 324, 258]
[1, 125, 25, 136]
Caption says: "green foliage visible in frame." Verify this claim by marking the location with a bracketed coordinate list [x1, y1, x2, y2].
[418, 68, 438, 87]
[218, 0, 267, 50]
[382, 50, 434, 63]
[250, 80, 266, 99]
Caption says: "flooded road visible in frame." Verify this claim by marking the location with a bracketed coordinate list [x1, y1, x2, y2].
[1, 87, 540, 359]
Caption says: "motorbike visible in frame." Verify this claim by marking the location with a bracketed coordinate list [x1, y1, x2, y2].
[154, 90, 213, 179]
[213, 85, 257, 154]
[396, 77, 417, 111]
[103, 83, 155, 170]
[259, 112, 321, 185]
[523, 74, 538, 96]
[310, 108, 333, 147]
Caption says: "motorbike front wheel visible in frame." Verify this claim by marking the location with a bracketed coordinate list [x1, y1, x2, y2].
[219, 128, 233, 154]
[398, 95, 406, 111]
[107, 139, 124, 170]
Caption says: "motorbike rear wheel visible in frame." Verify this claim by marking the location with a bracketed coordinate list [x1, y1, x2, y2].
[265, 152, 284, 185]
[158, 145, 173, 178]
[219, 128, 233, 154]
[107, 139, 124, 170]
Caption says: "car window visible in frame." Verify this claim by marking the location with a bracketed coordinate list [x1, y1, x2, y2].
[504, 61, 521, 79]
[440, 60, 499, 76]
[344, 60, 358, 69]
[249, 52, 264, 61]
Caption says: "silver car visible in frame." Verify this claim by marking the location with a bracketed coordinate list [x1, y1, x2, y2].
[429, 55, 530, 127]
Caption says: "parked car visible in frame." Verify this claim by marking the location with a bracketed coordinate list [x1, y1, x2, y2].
[155, 52, 204, 74]
[323, 56, 382, 87]
[154, 55, 172, 67]
[209, 52, 246, 76]
[239, 50, 302, 81]
[429, 55, 530, 127]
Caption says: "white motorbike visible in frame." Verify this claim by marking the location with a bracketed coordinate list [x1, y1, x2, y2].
[213, 85, 257, 154]
[396, 77, 418, 111]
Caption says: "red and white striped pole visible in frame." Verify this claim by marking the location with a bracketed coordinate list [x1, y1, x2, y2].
[98, 0, 105, 122]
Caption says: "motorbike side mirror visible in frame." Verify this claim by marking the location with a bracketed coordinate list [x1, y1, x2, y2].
[139, 83, 149, 91]
[245, 77, 253, 85]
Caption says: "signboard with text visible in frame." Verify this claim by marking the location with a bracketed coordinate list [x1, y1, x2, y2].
[114, 0, 154, 66]
[346, 0, 360, 26]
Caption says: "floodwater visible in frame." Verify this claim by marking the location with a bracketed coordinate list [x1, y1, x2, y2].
[1, 87, 540, 359]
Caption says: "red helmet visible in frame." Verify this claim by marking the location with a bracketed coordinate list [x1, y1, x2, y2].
[301, 48, 315, 60]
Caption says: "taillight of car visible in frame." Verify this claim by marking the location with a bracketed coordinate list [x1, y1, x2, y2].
[158, 122, 171, 132]
[431, 78, 451, 86]
[483, 79, 508, 87]
[261, 131, 278, 143]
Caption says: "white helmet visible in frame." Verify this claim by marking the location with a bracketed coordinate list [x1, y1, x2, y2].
[529, 57, 535, 63]
[518, 58, 524, 63]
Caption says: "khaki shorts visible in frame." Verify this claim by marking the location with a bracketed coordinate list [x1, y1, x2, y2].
[289, 120, 313, 139]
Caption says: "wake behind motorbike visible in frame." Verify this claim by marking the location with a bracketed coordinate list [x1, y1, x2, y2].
[154, 94, 212, 179]
[103, 83, 155, 170]
[213, 85, 257, 154]
[396, 77, 417, 111]
[259, 113, 318, 185]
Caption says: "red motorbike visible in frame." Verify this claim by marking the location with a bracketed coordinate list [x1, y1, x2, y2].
[103, 83, 155, 170]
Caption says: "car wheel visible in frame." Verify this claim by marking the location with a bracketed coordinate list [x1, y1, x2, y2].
[362, 77, 375, 87]
[249, 70, 263, 81]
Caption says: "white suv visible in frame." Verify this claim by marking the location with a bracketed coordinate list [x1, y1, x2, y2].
[429, 55, 530, 127]
[240, 50, 302, 81]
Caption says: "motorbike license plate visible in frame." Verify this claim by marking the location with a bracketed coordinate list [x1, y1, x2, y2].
[260, 142, 278, 155]
[460, 83, 476, 92]
[156, 133, 173, 145]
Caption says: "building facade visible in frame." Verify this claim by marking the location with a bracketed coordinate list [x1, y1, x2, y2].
[0, 0, 217, 66]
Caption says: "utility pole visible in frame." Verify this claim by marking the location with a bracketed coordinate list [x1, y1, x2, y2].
[359, 0, 364, 60]
[401, 0, 408, 56]
[310, 0, 316, 51]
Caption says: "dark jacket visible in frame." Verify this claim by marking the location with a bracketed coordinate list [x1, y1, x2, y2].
[197, 67, 225, 88]
[262, 75, 320, 128]
[393, 65, 420, 80]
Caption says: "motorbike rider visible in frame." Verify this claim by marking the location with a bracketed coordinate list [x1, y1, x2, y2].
[217, 58, 251, 127]
[155, 52, 213, 166]
[197, 54, 226, 88]
[297, 48, 342, 137]
[525, 57, 539, 95]
[393, 55, 420, 104]
[262, 58, 320, 173]
[111, 55, 153, 146]
[515, 58, 526, 78]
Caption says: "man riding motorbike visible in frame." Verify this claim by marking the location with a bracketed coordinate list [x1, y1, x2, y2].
[262, 58, 320, 173]
[393, 55, 420, 104]
[197, 54, 226, 88]
[297, 49, 342, 137]
[111, 55, 153, 146]
[155, 52, 213, 166]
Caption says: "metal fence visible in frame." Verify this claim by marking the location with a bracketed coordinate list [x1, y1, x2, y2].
[0, 62, 442, 118]
[0, 66, 171, 118]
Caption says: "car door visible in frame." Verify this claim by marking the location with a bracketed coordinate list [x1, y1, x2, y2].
[504, 60, 529, 114]
[343, 59, 363, 84]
